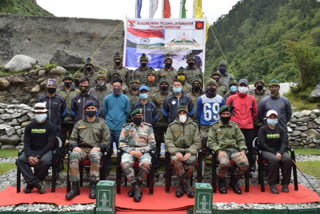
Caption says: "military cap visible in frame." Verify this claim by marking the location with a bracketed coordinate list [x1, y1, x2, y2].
[96, 72, 107, 81]
[131, 108, 143, 116]
[191, 78, 202, 85]
[140, 53, 148, 62]
[177, 105, 188, 115]
[218, 59, 227, 67]
[85, 57, 94, 66]
[177, 67, 186, 75]
[211, 70, 221, 77]
[229, 79, 238, 87]
[205, 79, 217, 88]
[79, 76, 89, 83]
[113, 52, 122, 61]
[159, 78, 169, 85]
[147, 69, 157, 76]
[218, 105, 231, 114]
[186, 53, 195, 61]
[84, 100, 98, 109]
[254, 76, 265, 86]
[238, 79, 249, 86]
[130, 78, 140, 84]
[269, 79, 280, 87]
[63, 72, 73, 81]
[73, 71, 83, 79]
[164, 54, 173, 62]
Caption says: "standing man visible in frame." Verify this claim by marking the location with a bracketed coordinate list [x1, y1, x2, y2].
[38, 78, 67, 138]
[176, 67, 192, 94]
[217, 60, 234, 87]
[162, 79, 194, 124]
[165, 106, 201, 198]
[83, 58, 98, 89]
[211, 70, 228, 97]
[184, 53, 203, 84]
[107, 53, 131, 86]
[119, 108, 156, 202]
[16, 103, 57, 194]
[133, 53, 154, 85]
[73, 71, 83, 89]
[224, 79, 238, 100]
[146, 70, 158, 95]
[187, 78, 203, 124]
[157, 54, 177, 86]
[207, 105, 248, 194]
[127, 78, 141, 109]
[226, 79, 257, 173]
[66, 101, 110, 200]
[258, 79, 292, 133]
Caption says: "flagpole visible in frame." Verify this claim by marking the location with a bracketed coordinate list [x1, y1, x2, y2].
[179, 0, 182, 18]
[193, 0, 195, 18]
[135, 0, 138, 18]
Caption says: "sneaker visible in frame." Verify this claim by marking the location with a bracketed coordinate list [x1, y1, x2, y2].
[281, 184, 289, 193]
[34, 181, 47, 194]
[270, 184, 279, 194]
[23, 184, 34, 194]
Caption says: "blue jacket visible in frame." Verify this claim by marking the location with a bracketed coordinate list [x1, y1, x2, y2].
[103, 93, 130, 131]
[196, 94, 225, 126]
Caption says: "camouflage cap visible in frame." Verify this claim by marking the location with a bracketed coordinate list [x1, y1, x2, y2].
[113, 52, 122, 61]
[85, 57, 94, 66]
[191, 78, 202, 85]
[96, 72, 107, 81]
[147, 69, 157, 76]
[218, 105, 231, 114]
[218, 59, 227, 67]
[205, 79, 217, 88]
[211, 69, 221, 77]
[186, 53, 195, 61]
[164, 54, 173, 63]
[129, 78, 140, 84]
[73, 71, 83, 79]
[254, 76, 265, 86]
[269, 79, 280, 87]
[177, 67, 186, 75]
[228, 79, 238, 87]
[131, 108, 143, 117]
[140, 53, 148, 62]
[63, 72, 73, 81]
[177, 105, 188, 115]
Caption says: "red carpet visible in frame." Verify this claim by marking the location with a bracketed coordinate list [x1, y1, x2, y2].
[0, 185, 319, 210]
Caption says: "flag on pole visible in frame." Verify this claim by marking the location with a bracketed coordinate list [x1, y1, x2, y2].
[163, 0, 171, 18]
[194, 0, 203, 18]
[149, 0, 158, 18]
[182, 0, 187, 18]
[137, 0, 143, 18]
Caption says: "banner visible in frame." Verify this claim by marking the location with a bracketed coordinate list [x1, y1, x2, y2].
[124, 18, 207, 72]
[149, 0, 158, 18]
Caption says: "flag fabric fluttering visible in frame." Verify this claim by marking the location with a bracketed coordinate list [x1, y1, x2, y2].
[149, 0, 158, 18]
[137, 0, 143, 18]
[181, 0, 187, 18]
[194, 0, 203, 18]
[163, 0, 171, 18]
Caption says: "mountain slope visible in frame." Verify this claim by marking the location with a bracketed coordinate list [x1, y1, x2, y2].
[0, 0, 53, 16]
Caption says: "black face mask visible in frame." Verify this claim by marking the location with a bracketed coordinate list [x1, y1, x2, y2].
[64, 82, 72, 88]
[160, 86, 168, 91]
[165, 63, 172, 68]
[115, 61, 121, 66]
[86, 111, 96, 118]
[188, 62, 195, 67]
[220, 116, 231, 124]
[256, 85, 263, 90]
[205, 87, 216, 98]
[74, 79, 80, 87]
[47, 87, 56, 94]
[80, 86, 89, 95]
[86, 67, 92, 72]
[193, 85, 201, 92]
[212, 77, 220, 82]
[141, 63, 147, 68]
[133, 117, 142, 126]
[131, 85, 139, 90]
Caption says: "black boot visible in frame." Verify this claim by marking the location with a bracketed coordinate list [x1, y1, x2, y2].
[89, 181, 98, 199]
[218, 177, 227, 194]
[128, 187, 134, 197]
[230, 176, 242, 194]
[133, 182, 142, 202]
[66, 182, 80, 200]
[34, 181, 47, 194]
[181, 175, 194, 198]
[23, 184, 34, 194]
[175, 182, 184, 198]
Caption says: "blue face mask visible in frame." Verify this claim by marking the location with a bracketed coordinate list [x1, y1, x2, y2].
[219, 67, 226, 74]
[140, 93, 148, 100]
[173, 87, 182, 93]
[267, 118, 278, 126]
[230, 85, 237, 93]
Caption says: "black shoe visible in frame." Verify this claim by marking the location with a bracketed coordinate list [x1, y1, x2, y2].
[89, 181, 97, 199]
[281, 184, 289, 193]
[182, 181, 194, 198]
[23, 184, 34, 194]
[133, 184, 142, 202]
[128, 187, 134, 197]
[270, 184, 279, 194]
[66, 182, 80, 200]
[218, 178, 227, 194]
[230, 177, 242, 194]
[34, 181, 47, 194]
[175, 182, 184, 198]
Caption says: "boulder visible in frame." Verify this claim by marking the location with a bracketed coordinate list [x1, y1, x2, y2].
[10, 76, 26, 86]
[0, 124, 11, 130]
[31, 84, 40, 93]
[307, 129, 320, 139]
[38, 70, 46, 78]
[37, 77, 46, 84]
[315, 117, 320, 125]
[5, 127, 15, 136]
[50, 49, 84, 69]
[0, 78, 10, 90]
[0, 114, 11, 120]
[309, 83, 320, 101]
[1, 145, 16, 150]
[49, 66, 67, 75]
[4, 55, 37, 72]
[21, 121, 32, 128]
[0, 134, 20, 145]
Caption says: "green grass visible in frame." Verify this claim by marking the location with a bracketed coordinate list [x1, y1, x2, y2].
[294, 148, 320, 155]
[296, 161, 320, 179]
[0, 163, 16, 175]
[284, 90, 319, 111]
[0, 149, 18, 158]
[0, 70, 29, 76]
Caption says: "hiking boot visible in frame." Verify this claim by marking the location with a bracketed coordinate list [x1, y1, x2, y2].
[218, 178, 227, 194]
[182, 181, 194, 198]
[133, 184, 142, 202]
[270, 184, 279, 194]
[281, 184, 289, 193]
[175, 182, 184, 198]
[34, 181, 47, 194]
[128, 187, 134, 197]
[230, 176, 242, 194]
[89, 181, 97, 199]
[23, 184, 34, 194]
[66, 182, 80, 200]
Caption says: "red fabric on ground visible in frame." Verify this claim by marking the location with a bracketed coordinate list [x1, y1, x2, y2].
[0, 185, 318, 209]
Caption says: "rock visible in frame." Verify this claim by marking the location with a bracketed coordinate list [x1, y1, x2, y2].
[17, 115, 29, 123]
[1, 145, 16, 150]
[0, 114, 11, 120]
[37, 77, 46, 84]
[50, 49, 84, 69]
[293, 112, 304, 118]
[4, 55, 37, 72]
[307, 121, 318, 129]
[49, 66, 67, 75]
[0, 124, 11, 130]
[301, 133, 308, 137]
[21, 121, 32, 127]
[15, 145, 24, 150]
[0, 135, 20, 145]
[312, 109, 320, 116]
[295, 126, 308, 131]
[31, 84, 40, 93]
[10, 76, 26, 86]
[38, 70, 46, 78]
[11, 112, 22, 118]
[310, 113, 317, 119]
[18, 104, 32, 110]
[297, 117, 309, 123]
[314, 117, 320, 125]
[307, 129, 320, 139]
[291, 130, 301, 136]
[309, 83, 320, 101]
[8, 119, 18, 126]
[287, 127, 292, 133]
[5, 127, 15, 136]
[301, 110, 312, 116]
[309, 143, 316, 148]
[289, 123, 297, 128]
[40, 80, 47, 89]
[0, 78, 10, 90]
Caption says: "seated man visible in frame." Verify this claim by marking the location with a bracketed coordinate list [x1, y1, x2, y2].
[66, 100, 110, 200]
[165, 106, 201, 198]
[119, 108, 156, 202]
[16, 103, 57, 194]
[207, 105, 248, 194]
[258, 110, 292, 194]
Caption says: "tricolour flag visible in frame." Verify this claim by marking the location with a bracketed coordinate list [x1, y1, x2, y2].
[137, 0, 143, 18]
[163, 0, 171, 18]
[126, 48, 165, 69]
[126, 28, 165, 48]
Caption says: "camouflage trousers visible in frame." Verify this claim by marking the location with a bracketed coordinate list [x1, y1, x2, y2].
[120, 153, 151, 184]
[217, 150, 249, 178]
[171, 155, 196, 179]
[69, 148, 102, 182]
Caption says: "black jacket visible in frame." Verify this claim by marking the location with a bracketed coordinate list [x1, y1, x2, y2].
[132, 100, 158, 126]
[70, 93, 100, 123]
[258, 124, 288, 155]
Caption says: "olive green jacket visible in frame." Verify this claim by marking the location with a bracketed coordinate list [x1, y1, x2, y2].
[216, 84, 228, 97]
[57, 86, 80, 122]
[151, 91, 169, 127]
[165, 118, 201, 155]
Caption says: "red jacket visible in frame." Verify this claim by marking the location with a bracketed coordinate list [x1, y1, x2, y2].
[226, 93, 257, 129]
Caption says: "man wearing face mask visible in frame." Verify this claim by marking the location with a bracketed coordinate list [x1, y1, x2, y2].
[217, 60, 234, 87]
[207, 105, 248, 194]
[224, 80, 238, 100]
[89, 72, 112, 118]
[119, 108, 156, 202]
[211, 70, 228, 97]
[162, 79, 194, 124]
[16, 103, 57, 194]
[83, 58, 98, 89]
[73, 72, 83, 89]
[38, 78, 67, 138]
[187, 78, 203, 124]
[66, 100, 110, 200]
[184, 53, 203, 84]
[157, 54, 177, 86]
[176, 67, 192, 94]
[165, 106, 201, 198]
[71, 77, 100, 123]
[133, 53, 154, 85]
[258, 110, 292, 194]
[127, 78, 141, 109]
[226, 79, 257, 174]
[107, 53, 131, 86]
[258, 79, 292, 133]
[132, 86, 157, 126]
[146, 70, 158, 95]
[106, 72, 128, 94]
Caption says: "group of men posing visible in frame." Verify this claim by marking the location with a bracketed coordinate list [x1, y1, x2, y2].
[16, 52, 293, 203]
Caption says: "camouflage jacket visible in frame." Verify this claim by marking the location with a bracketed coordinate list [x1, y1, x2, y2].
[186, 91, 202, 124]
[157, 67, 177, 86]
[216, 84, 228, 97]
[185, 66, 203, 84]
[133, 66, 156, 85]
[107, 65, 131, 85]
[57, 86, 80, 122]
[151, 91, 169, 127]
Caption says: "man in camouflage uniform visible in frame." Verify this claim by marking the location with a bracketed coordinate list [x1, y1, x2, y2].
[83, 58, 98, 89]
[66, 100, 110, 200]
[119, 108, 156, 202]
[211, 70, 228, 97]
[249, 77, 270, 104]
[106, 71, 128, 94]
[89, 72, 112, 118]
[207, 105, 248, 194]
[73, 71, 83, 89]
[165, 106, 201, 198]
[157, 54, 177, 86]
[146, 70, 158, 95]
[184, 53, 203, 85]
[224, 79, 238, 100]
[187, 78, 203, 124]
[217, 60, 234, 87]
[107, 53, 131, 85]
[127, 78, 141, 110]
[133, 53, 155, 85]
[176, 67, 192, 94]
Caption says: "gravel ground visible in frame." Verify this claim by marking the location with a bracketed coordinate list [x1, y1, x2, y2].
[0, 154, 319, 212]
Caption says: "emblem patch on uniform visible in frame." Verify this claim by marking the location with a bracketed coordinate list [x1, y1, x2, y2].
[172, 100, 176, 105]
[31, 129, 46, 134]
[216, 128, 223, 134]
[77, 126, 87, 129]
[160, 73, 167, 76]
[173, 131, 181, 136]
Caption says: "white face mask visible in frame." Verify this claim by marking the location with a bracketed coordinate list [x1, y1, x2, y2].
[179, 115, 187, 123]
[35, 114, 47, 123]
[238, 86, 248, 94]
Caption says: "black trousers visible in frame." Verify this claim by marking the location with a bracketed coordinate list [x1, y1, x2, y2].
[16, 151, 52, 185]
[154, 126, 167, 157]
[240, 128, 255, 168]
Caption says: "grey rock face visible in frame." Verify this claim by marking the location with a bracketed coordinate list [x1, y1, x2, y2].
[4, 55, 37, 72]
